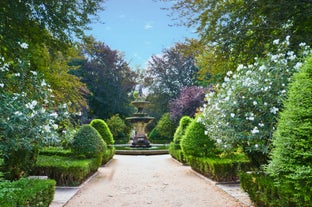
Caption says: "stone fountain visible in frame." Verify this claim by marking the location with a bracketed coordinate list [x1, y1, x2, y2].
[126, 85, 154, 147]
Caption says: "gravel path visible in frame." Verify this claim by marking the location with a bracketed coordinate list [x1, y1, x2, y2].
[65, 155, 247, 207]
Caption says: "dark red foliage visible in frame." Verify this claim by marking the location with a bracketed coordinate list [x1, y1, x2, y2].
[169, 86, 208, 122]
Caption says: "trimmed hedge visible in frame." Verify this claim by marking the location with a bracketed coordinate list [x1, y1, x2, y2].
[239, 172, 295, 207]
[187, 154, 250, 182]
[0, 178, 55, 206]
[90, 119, 114, 145]
[181, 119, 220, 158]
[102, 147, 115, 165]
[168, 145, 186, 164]
[33, 155, 101, 186]
[72, 125, 106, 158]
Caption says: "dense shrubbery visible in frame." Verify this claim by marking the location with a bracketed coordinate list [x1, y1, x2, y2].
[90, 119, 114, 145]
[200, 38, 312, 167]
[71, 125, 106, 158]
[265, 54, 312, 206]
[149, 113, 176, 143]
[33, 155, 101, 186]
[106, 114, 130, 144]
[181, 118, 219, 159]
[0, 45, 72, 180]
[0, 178, 55, 206]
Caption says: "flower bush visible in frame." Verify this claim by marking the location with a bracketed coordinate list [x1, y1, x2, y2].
[0, 43, 71, 179]
[199, 37, 312, 167]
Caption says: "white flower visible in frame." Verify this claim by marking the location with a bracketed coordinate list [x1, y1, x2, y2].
[18, 42, 29, 49]
[41, 80, 47, 87]
[230, 113, 235, 118]
[246, 70, 252, 75]
[204, 130, 208, 135]
[224, 77, 230, 82]
[237, 64, 244, 71]
[270, 107, 279, 114]
[251, 127, 259, 134]
[259, 65, 266, 72]
[253, 101, 257, 106]
[255, 144, 259, 148]
[258, 122, 265, 127]
[0, 83, 4, 88]
[14, 111, 23, 116]
[226, 71, 233, 76]
[30, 71, 37, 75]
[294, 62, 303, 70]
[50, 112, 58, 118]
[43, 125, 51, 133]
[299, 42, 306, 47]
[273, 39, 280, 45]
[217, 139, 222, 144]
[14, 73, 20, 77]
[52, 124, 58, 130]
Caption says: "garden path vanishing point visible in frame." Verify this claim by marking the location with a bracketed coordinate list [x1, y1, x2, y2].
[65, 155, 249, 207]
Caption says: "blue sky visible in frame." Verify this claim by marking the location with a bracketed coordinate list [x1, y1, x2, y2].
[86, 0, 197, 69]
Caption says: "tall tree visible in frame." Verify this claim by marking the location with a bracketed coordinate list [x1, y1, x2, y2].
[0, 0, 105, 60]
[144, 42, 199, 119]
[74, 37, 137, 120]
[161, 0, 312, 83]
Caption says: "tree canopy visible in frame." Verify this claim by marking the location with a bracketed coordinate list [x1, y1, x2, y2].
[73, 37, 137, 120]
[161, 0, 312, 83]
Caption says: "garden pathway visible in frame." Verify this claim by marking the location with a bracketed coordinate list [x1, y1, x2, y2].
[60, 155, 252, 207]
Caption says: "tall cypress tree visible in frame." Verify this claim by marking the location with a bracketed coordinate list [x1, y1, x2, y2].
[266, 55, 312, 205]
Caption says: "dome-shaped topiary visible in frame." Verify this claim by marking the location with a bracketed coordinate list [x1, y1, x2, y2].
[181, 117, 219, 158]
[173, 116, 193, 146]
[266, 55, 312, 205]
[90, 119, 114, 145]
[71, 125, 106, 158]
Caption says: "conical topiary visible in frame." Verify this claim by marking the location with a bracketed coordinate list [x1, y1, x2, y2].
[266, 55, 312, 205]
[181, 117, 219, 158]
[173, 116, 193, 146]
[90, 119, 114, 145]
[72, 125, 106, 158]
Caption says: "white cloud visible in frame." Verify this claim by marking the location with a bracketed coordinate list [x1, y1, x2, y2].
[144, 22, 153, 30]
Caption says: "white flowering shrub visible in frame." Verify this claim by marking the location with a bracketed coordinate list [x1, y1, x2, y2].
[0, 43, 71, 179]
[199, 37, 312, 167]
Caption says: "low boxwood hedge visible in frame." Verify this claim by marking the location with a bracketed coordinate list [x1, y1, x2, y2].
[168, 144, 186, 164]
[0, 178, 55, 206]
[33, 155, 101, 186]
[187, 154, 250, 182]
[239, 172, 293, 207]
[102, 147, 115, 165]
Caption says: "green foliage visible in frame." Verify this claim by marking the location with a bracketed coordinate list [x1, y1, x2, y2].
[106, 114, 130, 144]
[90, 119, 114, 145]
[266, 54, 312, 205]
[181, 118, 219, 158]
[173, 116, 193, 146]
[239, 172, 293, 207]
[154, 113, 176, 141]
[0, 50, 72, 180]
[164, 0, 312, 84]
[71, 125, 106, 158]
[74, 37, 137, 119]
[200, 39, 311, 167]
[187, 154, 250, 182]
[168, 147, 186, 164]
[0, 0, 104, 61]
[0, 178, 56, 206]
[33, 155, 100, 186]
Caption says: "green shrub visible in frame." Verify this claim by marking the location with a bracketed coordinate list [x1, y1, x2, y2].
[266, 54, 312, 206]
[72, 125, 106, 158]
[181, 118, 220, 159]
[2, 148, 39, 180]
[106, 114, 130, 144]
[40, 147, 72, 157]
[33, 155, 101, 186]
[173, 116, 193, 147]
[168, 146, 186, 164]
[151, 113, 176, 143]
[188, 154, 250, 182]
[90, 119, 114, 145]
[0, 178, 55, 206]
[239, 172, 292, 207]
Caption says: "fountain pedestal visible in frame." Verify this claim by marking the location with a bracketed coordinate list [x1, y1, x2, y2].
[126, 100, 154, 147]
